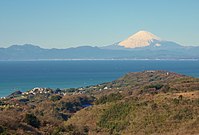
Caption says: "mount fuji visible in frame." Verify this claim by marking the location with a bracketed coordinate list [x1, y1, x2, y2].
[0, 31, 199, 60]
[119, 30, 162, 48]
[102, 30, 183, 50]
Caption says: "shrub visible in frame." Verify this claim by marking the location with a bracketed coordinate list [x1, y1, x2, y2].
[0, 101, 5, 106]
[61, 102, 78, 112]
[95, 93, 122, 105]
[24, 113, 40, 128]
[98, 101, 132, 133]
[0, 125, 6, 134]
[83, 126, 89, 133]
[50, 95, 62, 101]
[144, 84, 163, 91]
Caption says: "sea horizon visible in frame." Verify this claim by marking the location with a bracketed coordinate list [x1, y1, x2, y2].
[1, 60, 199, 97]
[0, 58, 199, 61]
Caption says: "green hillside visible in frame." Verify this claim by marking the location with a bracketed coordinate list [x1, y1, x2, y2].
[1, 71, 199, 135]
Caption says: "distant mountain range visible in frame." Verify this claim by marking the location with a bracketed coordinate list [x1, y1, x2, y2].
[1, 31, 199, 60]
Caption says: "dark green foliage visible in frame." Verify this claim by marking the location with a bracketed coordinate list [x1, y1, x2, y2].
[50, 95, 62, 101]
[144, 84, 164, 90]
[61, 102, 80, 112]
[59, 113, 69, 120]
[83, 126, 89, 133]
[24, 113, 40, 128]
[95, 93, 122, 105]
[98, 102, 132, 133]
[0, 125, 6, 134]
[0, 101, 5, 106]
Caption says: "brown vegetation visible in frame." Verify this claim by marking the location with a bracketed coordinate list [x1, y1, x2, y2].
[1, 71, 199, 134]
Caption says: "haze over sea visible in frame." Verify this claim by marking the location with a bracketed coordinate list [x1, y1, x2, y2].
[0, 60, 199, 97]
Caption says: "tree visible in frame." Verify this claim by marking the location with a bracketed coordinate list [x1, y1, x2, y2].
[24, 113, 40, 128]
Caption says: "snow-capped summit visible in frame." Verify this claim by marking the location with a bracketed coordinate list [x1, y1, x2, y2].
[102, 30, 182, 50]
[119, 31, 162, 48]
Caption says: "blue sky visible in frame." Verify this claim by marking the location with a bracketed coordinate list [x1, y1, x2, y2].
[0, 0, 199, 48]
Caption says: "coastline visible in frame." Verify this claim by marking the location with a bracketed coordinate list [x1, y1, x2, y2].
[1, 60, 199, 98]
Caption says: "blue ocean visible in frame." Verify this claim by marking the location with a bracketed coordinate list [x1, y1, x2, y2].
[0, 60, 199, 97]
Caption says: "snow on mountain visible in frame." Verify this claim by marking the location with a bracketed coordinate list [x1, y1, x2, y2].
[119, 31, 162, 48]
